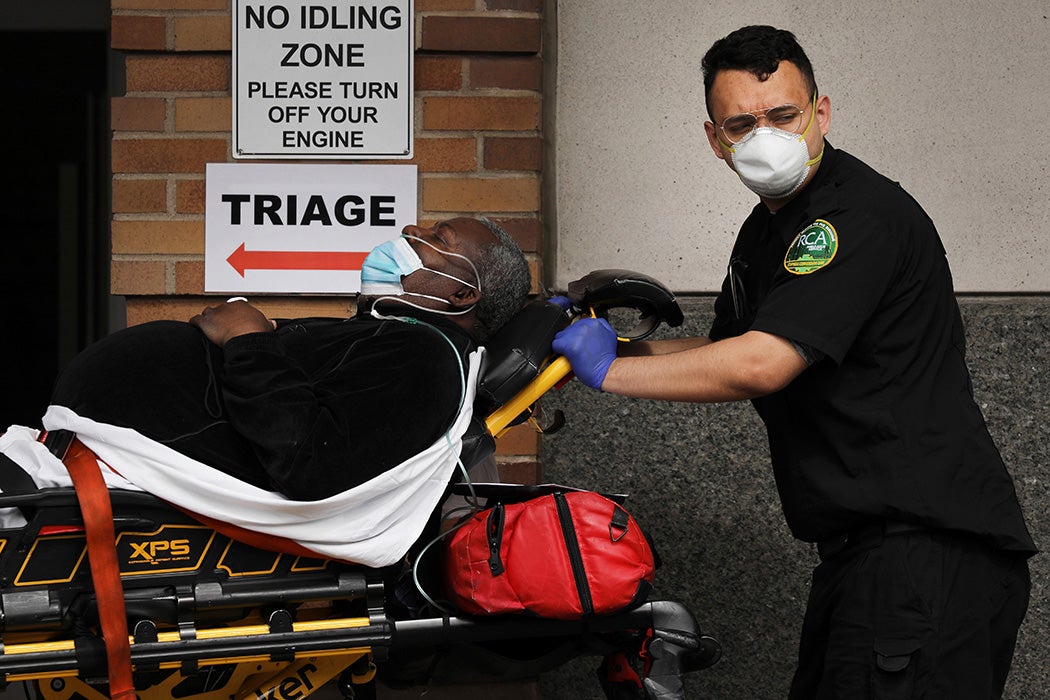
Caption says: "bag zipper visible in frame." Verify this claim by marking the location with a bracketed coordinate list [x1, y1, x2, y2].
[554, 493, 594, 615]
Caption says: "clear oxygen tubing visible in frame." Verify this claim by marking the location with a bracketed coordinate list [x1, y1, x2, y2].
[367, 308, 483, 612]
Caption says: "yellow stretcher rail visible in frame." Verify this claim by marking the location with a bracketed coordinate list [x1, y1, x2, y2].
[485, 355, 572, 438]
[0, 616, 375, 682]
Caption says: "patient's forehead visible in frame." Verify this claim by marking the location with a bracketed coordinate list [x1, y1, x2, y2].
[437, 218, 496, 258]
[444, 217, 494, 240]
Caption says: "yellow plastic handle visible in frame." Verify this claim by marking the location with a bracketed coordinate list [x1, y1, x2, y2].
[484, 356, 573, 438]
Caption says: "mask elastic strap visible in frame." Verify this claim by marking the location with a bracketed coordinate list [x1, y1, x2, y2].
[798, 93, 824, 167]
[370, 292, 476, 318]
[805, 143, 825, 168]
[421, 267, 478, 290]
[402, 234, 482, 293]
[797, 93, 818, 140]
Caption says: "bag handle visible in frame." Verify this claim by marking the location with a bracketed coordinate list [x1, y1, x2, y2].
[610, 504, 631, 542]
[486, 504, 505, 576]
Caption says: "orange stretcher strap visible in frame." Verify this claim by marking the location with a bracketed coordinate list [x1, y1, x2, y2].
[63, 438, 137, 700]
[177, 507, 334, 561]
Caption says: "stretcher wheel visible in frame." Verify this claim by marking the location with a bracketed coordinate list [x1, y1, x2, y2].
[349, 655, 377, 684]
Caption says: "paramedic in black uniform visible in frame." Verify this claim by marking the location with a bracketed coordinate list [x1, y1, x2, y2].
[46, 217, 530, 501]
[552, 25, 1035, 699]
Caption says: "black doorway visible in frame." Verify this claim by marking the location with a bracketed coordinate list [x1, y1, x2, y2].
[0, 29, 111, 429]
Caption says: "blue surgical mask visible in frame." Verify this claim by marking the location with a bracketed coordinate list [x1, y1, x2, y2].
[360, 234, 481, 318]
[360, 236, 424, 295]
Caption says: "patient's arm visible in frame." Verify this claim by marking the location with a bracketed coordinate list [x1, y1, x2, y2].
[189, 300, 276, 346]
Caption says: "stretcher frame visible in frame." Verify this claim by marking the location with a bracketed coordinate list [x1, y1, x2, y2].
[0, 272, 720, 700]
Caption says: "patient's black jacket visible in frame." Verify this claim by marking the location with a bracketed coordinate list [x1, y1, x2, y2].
[50, 310, 474, 500]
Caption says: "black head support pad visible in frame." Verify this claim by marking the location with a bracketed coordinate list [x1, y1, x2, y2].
[566, 269, 684, 340]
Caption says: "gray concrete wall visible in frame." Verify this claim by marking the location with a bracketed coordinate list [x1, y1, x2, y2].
[537, 298, 1049, 699]
[548, 1, 1050, 293]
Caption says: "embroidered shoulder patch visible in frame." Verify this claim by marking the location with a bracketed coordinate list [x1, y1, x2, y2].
[784, 219, 838, 275]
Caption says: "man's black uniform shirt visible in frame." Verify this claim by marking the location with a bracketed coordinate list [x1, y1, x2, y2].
[710, 142, 1035, 554]
[51, 309, 473, 501]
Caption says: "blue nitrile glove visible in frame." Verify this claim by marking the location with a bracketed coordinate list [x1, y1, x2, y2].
[552, 317, 618, 390]
[547, 295, 573, 311]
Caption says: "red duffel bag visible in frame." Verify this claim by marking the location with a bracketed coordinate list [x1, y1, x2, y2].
[443, 490, 657, 620]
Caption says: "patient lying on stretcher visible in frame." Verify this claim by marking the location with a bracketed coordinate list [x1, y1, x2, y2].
[0, 217, 530, 566]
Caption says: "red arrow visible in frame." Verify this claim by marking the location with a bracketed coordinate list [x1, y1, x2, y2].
[226, 243, 369, 277]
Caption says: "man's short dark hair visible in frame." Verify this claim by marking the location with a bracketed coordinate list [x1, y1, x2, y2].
[473, 217, 531, 341]
[701, 25, 818, 119]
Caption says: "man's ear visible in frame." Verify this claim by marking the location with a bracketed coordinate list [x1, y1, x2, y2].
[704, 121, 728, 161]
[448, 285, 480, 309]
[816, 93, 831, 138]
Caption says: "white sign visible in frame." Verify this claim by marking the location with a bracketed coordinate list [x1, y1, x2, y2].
[205, 163, 417, 293]
[233, 1, 413, 159]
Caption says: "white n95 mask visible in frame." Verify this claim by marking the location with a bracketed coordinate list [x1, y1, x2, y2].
[728, 126, 823, 198]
